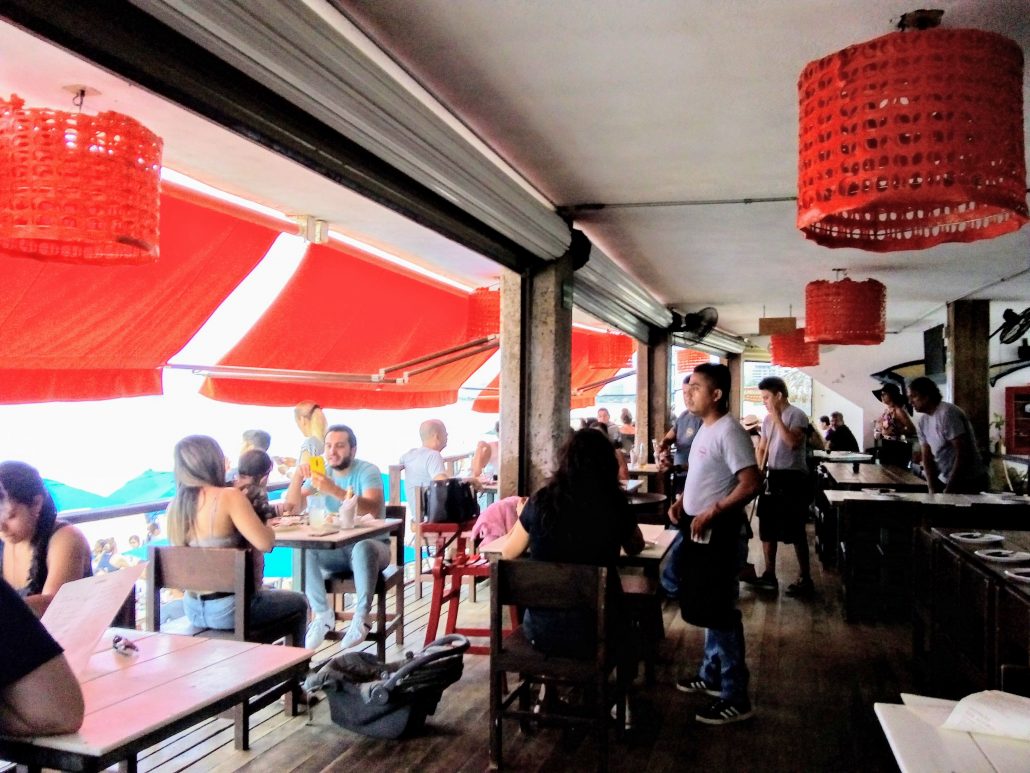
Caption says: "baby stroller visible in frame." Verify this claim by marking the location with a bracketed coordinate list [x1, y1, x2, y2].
[306, 634, 470, 739]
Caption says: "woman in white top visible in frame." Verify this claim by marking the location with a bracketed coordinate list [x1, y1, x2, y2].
[168, 435, 308, 644]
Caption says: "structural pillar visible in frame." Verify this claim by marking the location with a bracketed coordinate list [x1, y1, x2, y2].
[947, 300, 989, 454]
[726, 353, 743, 417]
[499, 256, 574, 495]
[636, 331, 671, 462]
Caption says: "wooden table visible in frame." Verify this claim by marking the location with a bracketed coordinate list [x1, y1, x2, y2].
[812, 450, 874, 464]
[875, 694, 1030, 773]
[820, 462, 925, 491]
[0, 629, 311, 773]
[273, 517, 402, 592]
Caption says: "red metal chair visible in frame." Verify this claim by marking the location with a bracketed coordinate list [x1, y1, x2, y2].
[422, 520, 516, 654]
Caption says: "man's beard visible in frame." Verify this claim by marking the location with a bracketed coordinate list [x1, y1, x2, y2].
[330, 454, 353, 472]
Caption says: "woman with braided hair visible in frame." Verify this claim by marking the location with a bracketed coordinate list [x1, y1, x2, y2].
[0, 461, 92, 616]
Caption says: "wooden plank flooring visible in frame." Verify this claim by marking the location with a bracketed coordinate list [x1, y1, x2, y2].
[80, 528, 913, 772]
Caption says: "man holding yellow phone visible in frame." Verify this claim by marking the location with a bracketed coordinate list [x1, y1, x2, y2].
[284, 424, 388, 651]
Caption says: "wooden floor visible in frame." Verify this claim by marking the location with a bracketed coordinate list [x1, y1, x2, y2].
[92, 529, 912, 772]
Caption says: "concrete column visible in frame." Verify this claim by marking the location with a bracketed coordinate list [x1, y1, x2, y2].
[498, 268, 523, 498]
[635, 331, 670, 462]
[726, 353, 743, 417]
[947, 299, 989, 454]
[498, 257, 574, 495]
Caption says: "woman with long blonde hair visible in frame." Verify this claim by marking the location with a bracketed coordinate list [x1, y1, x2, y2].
[168, 435, 308, 644]
[276, 401, 328, 475]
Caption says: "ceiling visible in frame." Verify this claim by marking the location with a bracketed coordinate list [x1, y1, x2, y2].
[2, 0, 1029, 347]
[334, 0, 1030, 336]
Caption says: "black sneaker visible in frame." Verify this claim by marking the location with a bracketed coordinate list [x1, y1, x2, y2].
[675, 676, 721, 697]
[744, 572, 778, 591]
[785, 577, 815, 597]
[695, 697, 755, 725]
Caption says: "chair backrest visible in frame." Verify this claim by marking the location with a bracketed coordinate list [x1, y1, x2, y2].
[491, 560, 607, 665]
[146, 545, 253, 637]
[384, 504, 407, 565]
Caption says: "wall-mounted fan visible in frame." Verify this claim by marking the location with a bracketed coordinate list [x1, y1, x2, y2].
[991, 307, 1030, 344]
[674, 306, 719, 341]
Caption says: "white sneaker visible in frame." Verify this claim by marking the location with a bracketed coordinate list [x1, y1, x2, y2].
[340, 620, 371, 650]
[304, 610, 336, 649]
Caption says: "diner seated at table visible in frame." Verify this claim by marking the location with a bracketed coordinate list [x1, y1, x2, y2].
[581, 417, 630, 481]
[0, 460, 92, 616]
[0, 576, 84, 736]
[825, 412, 860, 453]
[501, 428, 644, 658]
[284, 424, 389, 651]
[399, 419, 450, 518]
[471, 495, 527, 542]
[168, 436, 308, 646]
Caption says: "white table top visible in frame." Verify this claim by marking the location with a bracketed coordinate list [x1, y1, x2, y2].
[812, 450, 874, 462]
[5, 629, 311, 758]
[875, 695, 1030, 773]
[272, 516, 401, 548]
[824, 490, 1030, 507]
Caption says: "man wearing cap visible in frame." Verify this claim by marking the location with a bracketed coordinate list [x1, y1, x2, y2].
[907, 377, 987, 494]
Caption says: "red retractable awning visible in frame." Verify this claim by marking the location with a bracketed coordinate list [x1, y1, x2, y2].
[200, 241, 493, 409]
[471, 329, 628, 413]
[0, 189, 280, 403]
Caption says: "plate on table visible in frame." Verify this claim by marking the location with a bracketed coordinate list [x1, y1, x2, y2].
[272, 522, 300, 532]
[951, 532, 1004, 544]
[1004, 568, 1030, 583]
[308, 526, 341, 537]
[973, 549, 1030, 563]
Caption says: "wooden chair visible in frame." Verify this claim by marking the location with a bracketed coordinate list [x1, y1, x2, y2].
[145, 545, 305, 750]
[422, 520, 516, 654]
[489, 560, 621, 772]
[324, 505, 406, 660]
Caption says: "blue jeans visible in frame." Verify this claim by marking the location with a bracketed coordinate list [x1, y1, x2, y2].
[698, 619, 749, 703]
[304, 539, 391, 623]
[660, 530, 684, 596]
[183, 588, 309, 645]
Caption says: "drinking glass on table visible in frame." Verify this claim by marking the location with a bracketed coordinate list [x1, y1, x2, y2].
[308, 494, 327, 527]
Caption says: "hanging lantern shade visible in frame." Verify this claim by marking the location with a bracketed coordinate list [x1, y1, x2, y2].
[797, 28, 1027, 251]
[805, 277, 886, 345]
[466, 286, 500, 338]
[676, 348, 710, 373]
[770, 327, 820, 367]
[0, 94, 162, 265]
[587, 332, 634, 369]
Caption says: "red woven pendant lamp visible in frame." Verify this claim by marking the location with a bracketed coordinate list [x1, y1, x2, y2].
[466, 286, 500, 338]
[770, 327, 820, 367]
[676, 349, 711, 373]
[797, 23, 1027, 251]
[805, 274, 886, 345]
[0, 94, 162, 264]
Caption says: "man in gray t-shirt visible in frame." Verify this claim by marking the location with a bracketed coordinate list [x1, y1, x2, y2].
[749, 376, 814, 597]
[908, 377, 986, 494]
